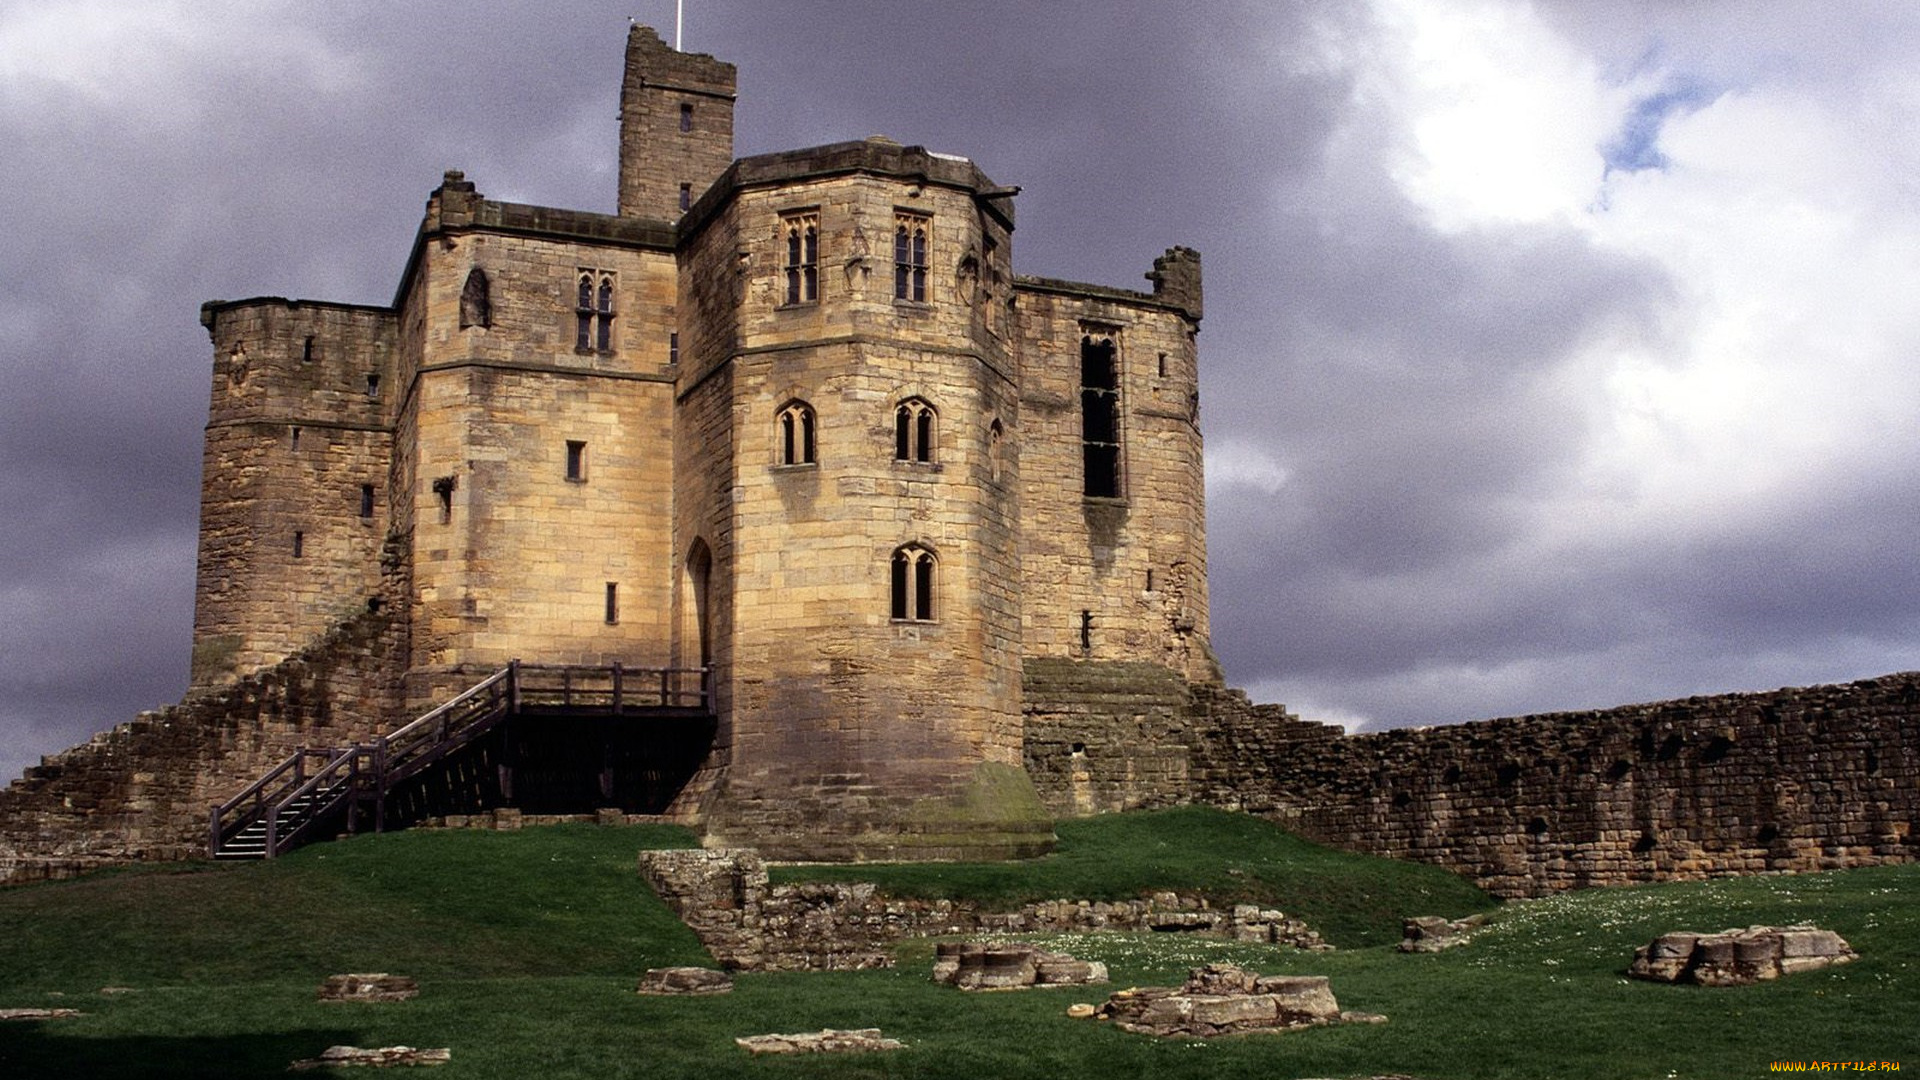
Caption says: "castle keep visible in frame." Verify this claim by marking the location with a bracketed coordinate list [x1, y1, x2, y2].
[2, 29, 1912, 894]
[188, 26, 1210, 860]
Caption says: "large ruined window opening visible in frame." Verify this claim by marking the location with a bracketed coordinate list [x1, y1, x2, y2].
[1080, 335, 1122, 497]
[891, 544, 936, 621]
[777, 401, 816, 465]
[781, 211, 819, 305]
[894, 212, 929, 302]
[460, 267, 491, 329]
[894, 398, 936, 463]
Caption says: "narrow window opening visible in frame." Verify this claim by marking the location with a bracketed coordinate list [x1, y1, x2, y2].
[893, 398, 935, 462]
[1157, 352, 1167, 377]
[1080, 335, 1121, 497]
[605, 582, 619, 625]
[576, 273, 594, 350]
[891, 545, 935, 621]
[595, 278, 614, 352]
[678, 183, 692, 211]
[776, 402, 816, 465]
[460, 267, 491, 329]
[366, 373, 380, 398]
[291, 426, 301, 450]
[1080, 610, 1093, 655]
[1145, 569, 1155, 592]
[293, 531, 305, 559]
[301, 336, 314, 364]
[679, 102, 692, 132]
[890, 550, 909, 620]
[987, 419, 1004, 482]
[668, 331, 680, 365]
[433, 476, 455, 522]
[894, 212, 929, 302]
[359, 484, 375, 519]
[565, 440, 587, 482]
[781, 211, 820, 305]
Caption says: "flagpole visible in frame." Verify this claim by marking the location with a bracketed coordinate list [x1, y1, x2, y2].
[675, 0, 683, 50]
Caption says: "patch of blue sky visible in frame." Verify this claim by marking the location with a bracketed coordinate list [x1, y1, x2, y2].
[1600, 78, 1720, 177]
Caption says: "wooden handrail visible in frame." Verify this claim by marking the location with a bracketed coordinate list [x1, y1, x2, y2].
[210, 661, 716, 857]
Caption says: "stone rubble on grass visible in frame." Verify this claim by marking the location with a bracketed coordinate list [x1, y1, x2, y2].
[288, 1046, 451, 1070]
[636, 966, 734, 995]
[318, 973, 420, 1002]
[0, 1008, 83, 1020]
[1398, 913, 1489, 953]
[1628, 924, 1856, 986]
[931, 941, 1109, 990]
[734, 1028, 904, 1055]
[1085, 962, 1362, 1038]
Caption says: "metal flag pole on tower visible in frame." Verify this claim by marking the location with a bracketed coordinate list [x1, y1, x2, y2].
[675, 0, 684, 50]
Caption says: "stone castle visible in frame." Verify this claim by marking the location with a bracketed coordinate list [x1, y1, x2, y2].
[1, 29, 1913, 892]
[188, 25, 1209, 861]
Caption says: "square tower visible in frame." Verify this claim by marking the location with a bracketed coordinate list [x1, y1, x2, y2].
[618, 24, 736, 220]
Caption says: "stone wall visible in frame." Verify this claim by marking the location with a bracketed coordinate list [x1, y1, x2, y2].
[0, 602, 405, 884]
[1196, 673, 1920, 898]
[636, 848, 1323, 972]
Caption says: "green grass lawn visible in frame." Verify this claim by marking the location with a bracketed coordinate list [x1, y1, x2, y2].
[0, 814, 1913, 1079]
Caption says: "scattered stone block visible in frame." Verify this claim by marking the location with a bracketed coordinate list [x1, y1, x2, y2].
[1088, 963, 1351, 1038]
[1066, 1002, 1097, 1019]
[636, 966, 733, 995]
[1628, 925, 1856, 986]
[0, 1008, 83, 1020]
[289, 1046, 450, 1070]
[735, 1028, 903, 1055]
[931, 941, 1108, 990]
[318, 974, 420, 1002]
[1398, 913, 1488, 953]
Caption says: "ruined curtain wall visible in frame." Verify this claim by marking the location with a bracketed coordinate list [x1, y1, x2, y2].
[0, 601, 405, 885]
[1195, 674, 1920, 898]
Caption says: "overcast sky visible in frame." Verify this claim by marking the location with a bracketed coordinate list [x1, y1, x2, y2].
[4, 0, 1918, 784]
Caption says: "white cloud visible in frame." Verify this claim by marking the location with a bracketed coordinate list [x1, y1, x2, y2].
[1206, 439, 1291, 496]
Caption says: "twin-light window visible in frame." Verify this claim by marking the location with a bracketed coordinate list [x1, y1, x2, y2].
[778, 209, 931, 306]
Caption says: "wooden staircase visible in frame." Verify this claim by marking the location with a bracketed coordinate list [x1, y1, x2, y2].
[209, 661, 710, 860]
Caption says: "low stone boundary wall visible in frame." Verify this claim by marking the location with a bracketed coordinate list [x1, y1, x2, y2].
[637, 848, 1326, 971]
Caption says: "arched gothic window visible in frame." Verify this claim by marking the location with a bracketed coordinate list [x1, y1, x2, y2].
[782, 211, 819, 305]
[460, 267, 491, 329]
[894, 397, 936, 463]
[890, 544, 936, 621]
[894, 213, 929, 302]
[777, 401, 816, 465]
[576, 271, 616, 353]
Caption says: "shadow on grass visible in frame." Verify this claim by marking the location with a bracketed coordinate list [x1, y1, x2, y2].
[0, 1023, 365, 1079]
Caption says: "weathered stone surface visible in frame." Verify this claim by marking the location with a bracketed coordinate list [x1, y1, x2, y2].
[642, 848, 1328, 972]
[290, 1046, 450, 1070]
[735, 1029, 903, 1055]
[931, 942, 1108, 990]
[1628, 925, 1857, 985]
[318, 974, 420, 1002]
[636, 966, 733, 995]
[1090, 964, 1347, 1038]
[1399, 914, 1488, 953]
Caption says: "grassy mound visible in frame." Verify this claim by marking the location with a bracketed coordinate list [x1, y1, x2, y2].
[774, 804, 1496, 947]
[0, 814, 1914, 1079]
